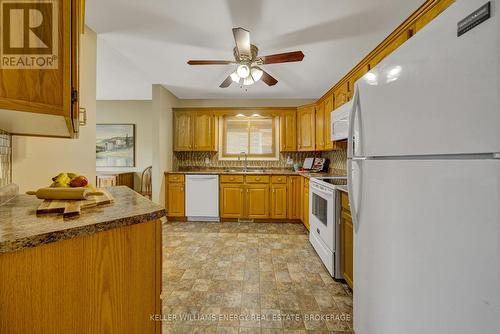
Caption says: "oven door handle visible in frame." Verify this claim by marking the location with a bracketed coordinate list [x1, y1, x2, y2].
[311, 186, 334, 197]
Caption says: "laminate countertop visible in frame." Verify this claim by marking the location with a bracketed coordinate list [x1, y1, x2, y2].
[0, 186, 165, 254]
[165, 169, 345, 179]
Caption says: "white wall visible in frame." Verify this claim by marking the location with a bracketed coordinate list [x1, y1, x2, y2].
[12, 27, 97, 192]
[152, 85, 178, 204]
[96, 100, 152, 190]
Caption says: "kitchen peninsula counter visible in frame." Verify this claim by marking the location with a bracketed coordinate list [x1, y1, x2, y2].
[0, 186, 164, 334]
[0, 186, 165, 253]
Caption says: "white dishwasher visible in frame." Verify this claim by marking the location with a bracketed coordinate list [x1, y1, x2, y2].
[185, 175, 219, 221]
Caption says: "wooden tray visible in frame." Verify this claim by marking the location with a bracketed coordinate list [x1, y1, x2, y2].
[36, 189, 114, 218]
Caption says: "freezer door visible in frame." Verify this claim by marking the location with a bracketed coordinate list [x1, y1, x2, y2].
[355, 0, 500, 157]
[352, 159, 500, 334]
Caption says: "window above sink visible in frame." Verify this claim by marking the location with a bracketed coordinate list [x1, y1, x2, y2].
[220, 114, 279, 161]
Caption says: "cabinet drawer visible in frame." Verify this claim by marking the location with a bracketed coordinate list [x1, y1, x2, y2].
[271, 176, 287, 184]
[220, 175, 244, 183]
[341, 192, 350, 211]
[245, 175, 270, 184]
[167, 174, 185, 183]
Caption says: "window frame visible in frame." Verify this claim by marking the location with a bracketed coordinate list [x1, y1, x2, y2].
[220, 115, 278, 160]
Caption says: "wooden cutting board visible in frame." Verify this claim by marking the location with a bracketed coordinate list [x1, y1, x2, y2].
[36, 189, 114, 218]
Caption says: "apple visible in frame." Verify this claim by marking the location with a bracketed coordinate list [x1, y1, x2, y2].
[69, 176, 88, 188]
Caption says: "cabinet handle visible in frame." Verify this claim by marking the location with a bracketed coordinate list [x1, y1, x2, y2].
[240, 189, 243, 193]
[256, 177, 260, 181]
[247, 189, 249, 193]
[181, 187, 184, 192]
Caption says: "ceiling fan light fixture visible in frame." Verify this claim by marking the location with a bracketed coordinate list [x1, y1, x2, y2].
[230, 72, 240, 83]
[251, 67, 263, 82]
[237, 64, 250, 79]
[243, 76, 254, 86]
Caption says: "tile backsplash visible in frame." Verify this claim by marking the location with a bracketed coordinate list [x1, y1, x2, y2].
[0, 130, 12, 187]
[174, 148, 347, 175]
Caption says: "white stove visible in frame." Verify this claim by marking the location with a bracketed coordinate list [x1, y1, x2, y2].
[309, 177, 347, 278]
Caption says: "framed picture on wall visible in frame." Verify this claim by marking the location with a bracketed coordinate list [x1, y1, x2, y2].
[96, 124, 136, 167]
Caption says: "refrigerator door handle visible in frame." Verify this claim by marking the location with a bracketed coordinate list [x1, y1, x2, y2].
[347, 84, 360, 159]
[347, 84, 360, 229]
[347, 158, 359, 230]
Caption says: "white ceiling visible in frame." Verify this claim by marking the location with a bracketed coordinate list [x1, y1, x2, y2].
[86, 0, 424, 100]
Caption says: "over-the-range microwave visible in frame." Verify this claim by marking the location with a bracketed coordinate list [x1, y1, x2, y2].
[331, 99, 353, 141]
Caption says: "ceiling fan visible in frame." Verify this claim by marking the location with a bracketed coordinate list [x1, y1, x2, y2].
[187, 27, 305, 88]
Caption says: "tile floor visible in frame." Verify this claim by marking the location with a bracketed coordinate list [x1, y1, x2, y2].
[162, 221, 353, 334]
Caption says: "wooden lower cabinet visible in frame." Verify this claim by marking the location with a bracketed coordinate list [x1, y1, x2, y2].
[287, 176, 302, 220]
[302, 178, 310, 230]
[247, 184, 270, 219]
[270, 183, 287, 219]
[166, 176, 185, 218]
[220, 183, 245, 218]
[340, 192, 354, 289]
[0, 220, 162, 334]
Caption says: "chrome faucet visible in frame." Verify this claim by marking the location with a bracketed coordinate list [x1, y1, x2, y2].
[238, 152, 248, 172]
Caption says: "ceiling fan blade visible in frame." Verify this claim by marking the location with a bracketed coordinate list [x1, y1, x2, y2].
[220, 75, 233, 88]
[258, 68, 278, 86]
[260, 51, 304, 64]
[187, 60, 235, 65]
[232, 27, 251, 58]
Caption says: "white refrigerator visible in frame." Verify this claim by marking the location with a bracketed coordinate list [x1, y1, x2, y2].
[347, 1, 500, 333]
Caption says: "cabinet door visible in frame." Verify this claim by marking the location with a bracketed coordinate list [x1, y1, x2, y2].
[334, 82, 350, 109]
[280, 111, 297, 151]
[270, 183, 287, 219]
[315, 102, 325, 151]
[174, 112, 193, 151]
[246, 184, 270, 219]
[324, 94, 334, 150]
[287, 176, 302, 220]
[193, 112, 216, 151]
[167, 183, 185, 217]
[220, 184, 244, 218]
[297, 106, 316, 151]
[341, 209, 354, 289]
[0, 0, 82, 137]
[302, 179, 310, 230]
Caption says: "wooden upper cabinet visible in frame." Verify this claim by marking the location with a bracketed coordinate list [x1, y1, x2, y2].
[280, 110, 297, 152]
[334, 82, 350, 109]
[173, 110, 217, 152]
[193, 112, 216, 151]
[324, 94, 334, 150]
[315, 101, 325, 151]
[0, 0, 83, 138]
[368, 28, 413, 70]
[297, 105, 316, 151]
[173, 112, 193, 151]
